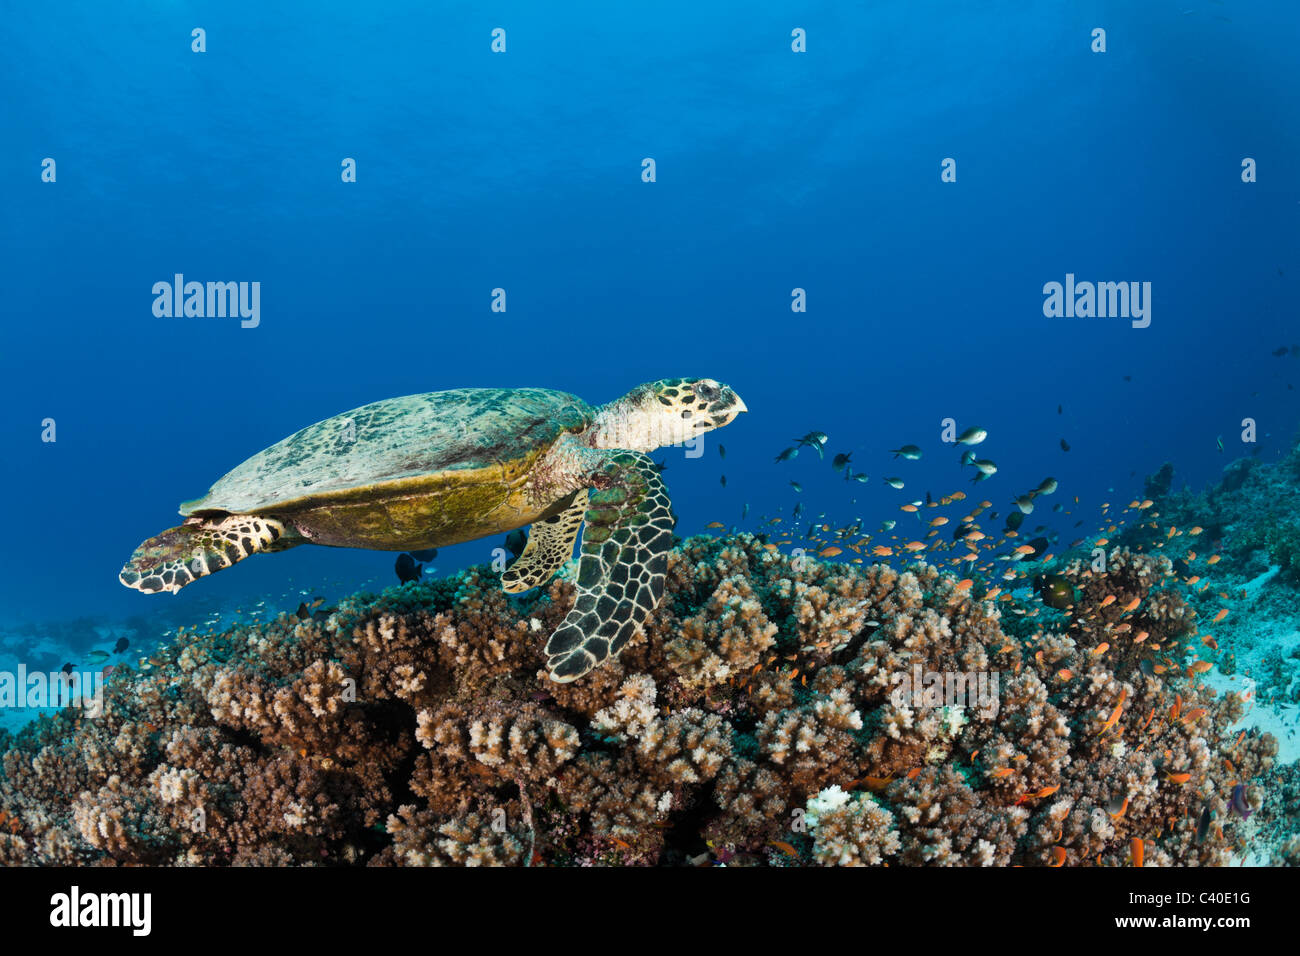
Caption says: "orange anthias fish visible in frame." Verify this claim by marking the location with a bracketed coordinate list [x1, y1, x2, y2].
[1015, 784, 1060, 805]
[1132, 838, 1144, 868]
[1212, 608, 1229, 623]
[1049, 846, 1067, 867]
[1098, 688, 1127, 735]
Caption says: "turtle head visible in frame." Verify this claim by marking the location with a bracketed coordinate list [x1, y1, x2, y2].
[593, 378, 747, 451]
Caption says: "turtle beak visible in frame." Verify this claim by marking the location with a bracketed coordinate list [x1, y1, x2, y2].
[713, 386, 747, 426]
[728, 385, 748, 416]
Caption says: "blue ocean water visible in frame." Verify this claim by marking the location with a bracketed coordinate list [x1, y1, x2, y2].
[2, 1, 1298, 657]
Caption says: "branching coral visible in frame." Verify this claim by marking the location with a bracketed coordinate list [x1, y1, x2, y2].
[0, 533, 1279, 866]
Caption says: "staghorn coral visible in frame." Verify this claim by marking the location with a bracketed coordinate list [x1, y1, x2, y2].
[0, 533, 1280, 866]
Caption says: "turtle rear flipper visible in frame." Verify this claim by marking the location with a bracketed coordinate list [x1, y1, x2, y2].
[501, 490, 587, 593]
[544, 452, 674, 682]
[119, 515, 298, 594]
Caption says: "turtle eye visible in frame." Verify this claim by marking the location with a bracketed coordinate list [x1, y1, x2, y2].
[693, 380, 719, 401]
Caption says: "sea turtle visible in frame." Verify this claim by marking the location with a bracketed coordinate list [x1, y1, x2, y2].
[119, 378, 746, 682]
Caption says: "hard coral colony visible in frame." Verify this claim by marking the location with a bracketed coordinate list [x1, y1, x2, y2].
[0, 523, 1278, 866]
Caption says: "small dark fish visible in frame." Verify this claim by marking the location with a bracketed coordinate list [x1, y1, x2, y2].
[395, 553, 422, 584]
[296, 602, 312, 620]
[720, 474, 727, 488]
[1273, 345, 1290, 357]
[832, 453, 852, 473]
[775, 447, 798, 463]
[1057, 404, 1062, 414]
[1005, 511, 1025, 532]
[61, 662, 75, 676]
[652, 460, 668, 473]
[1037, 574, 1075, 610]
[505, 529, 528, 559]
[718, 444, 726, 459]
[409, 548, 438, 562]
[792, 502, 803, 519]
[1060, 438, 1071, 452]
[1123, 375, 1131, 382]
[1194, 805, 1212, 846]
[112, 637, 130, 654]
[790, 481, 802, 492]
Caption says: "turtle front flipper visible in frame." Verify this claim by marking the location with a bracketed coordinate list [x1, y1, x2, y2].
[502, 489, 587, 594]
[119, 515, 299, 594]
[545, 452, 674, 682]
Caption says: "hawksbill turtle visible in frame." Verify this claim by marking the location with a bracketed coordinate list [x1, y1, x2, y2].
[119, 378, 746, 681]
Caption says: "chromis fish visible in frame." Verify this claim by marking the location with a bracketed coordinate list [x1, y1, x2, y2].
[891, 444, 922, 460]
[1036, 477, 1058, 495]
[831, 453, 852, 473]
[774, 447, 798, 463]
[956, 426, 987, 445]
[794, 432, 828, 458]
[884, 477, 904, 489]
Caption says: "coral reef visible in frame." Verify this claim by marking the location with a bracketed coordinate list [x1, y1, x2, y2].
[0, 532, 1279, 866]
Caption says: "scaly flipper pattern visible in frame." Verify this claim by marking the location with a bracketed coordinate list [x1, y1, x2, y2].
[544, 452, 674, 682]
[119, 515, 296, 594]
[501, 489, 587, 593]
